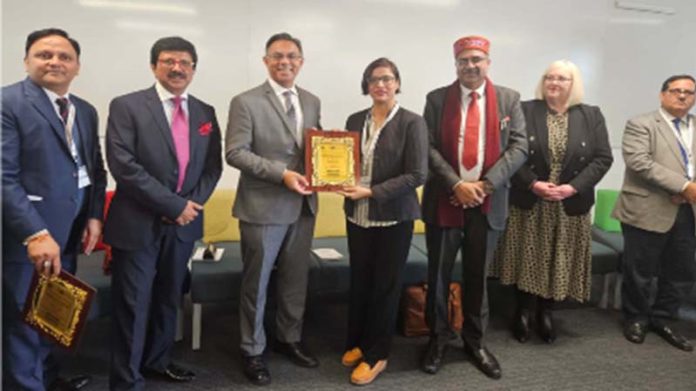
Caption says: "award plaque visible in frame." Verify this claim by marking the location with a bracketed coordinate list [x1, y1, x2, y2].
[23, 270, 96, 350]
[305, 130, 360, 191]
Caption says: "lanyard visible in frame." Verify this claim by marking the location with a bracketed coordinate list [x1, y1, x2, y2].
[671, 118, 692, 179]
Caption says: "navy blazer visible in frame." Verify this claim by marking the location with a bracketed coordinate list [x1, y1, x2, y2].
[2, 78, 107, 263]
[510, 100, 613, 215]
[343, 107, 428, 222]
[104, 86, 222, 250]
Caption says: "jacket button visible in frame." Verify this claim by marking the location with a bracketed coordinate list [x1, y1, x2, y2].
[530, 164, 536, 169]
[73, 172, 77, 178]
[580, 157, 586, 162]
[529, 136, 535, 141]
[581, 141, 586, 147]
[573, 170, 579, 175]
[530, 150, 535, 155]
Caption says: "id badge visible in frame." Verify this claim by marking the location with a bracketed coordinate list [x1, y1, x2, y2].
[77, 165, 91, 189]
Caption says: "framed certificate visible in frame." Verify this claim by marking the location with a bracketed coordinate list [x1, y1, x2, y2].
[23, 270, 96, 350]
[305, 130, 361, 191]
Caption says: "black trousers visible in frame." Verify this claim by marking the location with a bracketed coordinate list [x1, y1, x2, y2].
[621, 204, 696, 325]
[425, 207, 499, 349]
[345, 220, 413, 365]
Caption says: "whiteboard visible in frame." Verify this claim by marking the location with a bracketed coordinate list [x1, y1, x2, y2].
[3, 0, 696, 190]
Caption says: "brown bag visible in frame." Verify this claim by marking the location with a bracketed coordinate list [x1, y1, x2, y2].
[400, 282, 463, 337]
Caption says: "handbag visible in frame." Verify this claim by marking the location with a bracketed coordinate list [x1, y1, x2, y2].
[400, 282, 463, 337]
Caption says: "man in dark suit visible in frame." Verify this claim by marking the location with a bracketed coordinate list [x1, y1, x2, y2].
[420, 35, 527, 379]
[226, 32, 321, 386]
[613, 74, 696, 352]
[2, 28, 106, 391]
[104, 36, 222, 390]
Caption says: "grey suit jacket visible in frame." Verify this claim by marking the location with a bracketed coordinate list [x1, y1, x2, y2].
[612, 110, 696, 233]
[421, 84, 528, 231]
[225, 81, 321, 224]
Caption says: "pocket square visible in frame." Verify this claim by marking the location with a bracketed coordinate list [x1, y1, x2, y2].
[500, 116, 511, 129]
[198, 121, 213, 136]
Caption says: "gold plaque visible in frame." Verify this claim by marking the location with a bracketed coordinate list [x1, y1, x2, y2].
[23, 270, 96, 350]
[305, 130, 360, 191]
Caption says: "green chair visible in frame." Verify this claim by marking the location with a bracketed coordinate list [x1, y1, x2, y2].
[591, 189, 623, 309]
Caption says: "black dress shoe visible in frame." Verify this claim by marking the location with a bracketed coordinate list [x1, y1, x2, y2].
[421, 337, 448, 374]
[623, 322, 647, 344]
[463, 344, 502, 380]
[513, 309, 531, 343]
[651, 324, 694, 352]
[48, 375, 91, 391]
[142, 363, 195, 382]
[274, 341, 319, 368]
[537, 310, 556, 344]
[242, 355, 271, 386]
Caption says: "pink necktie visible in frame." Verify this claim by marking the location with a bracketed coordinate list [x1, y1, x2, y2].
[171, 96, 189, 192]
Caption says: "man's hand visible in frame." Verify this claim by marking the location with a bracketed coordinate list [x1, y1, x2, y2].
[338, 185, 372, 200]
[81, 218, 103, 255]
[176, 200, 204, 226]
[282, 170, 312, 195]
[545, 184, 577, 201]
[27, 234, 61, 277]
[681, 182, 696, 203]
[452, 181, 485, 208]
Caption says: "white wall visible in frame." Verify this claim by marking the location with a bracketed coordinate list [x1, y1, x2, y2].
[3, 0, 696, 190]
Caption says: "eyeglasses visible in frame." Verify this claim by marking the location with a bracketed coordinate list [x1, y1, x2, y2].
[266, 53, 303, 62]
[544, 75, 572, 83]
[667, 88, 696, 96]
[456, 56, 487, 67]
[368, 75, 396, 85]
[158, 58, 195, 69]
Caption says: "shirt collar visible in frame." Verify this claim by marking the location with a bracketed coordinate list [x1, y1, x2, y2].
[660, 108, 691, 126]
[42, 87, 70, 104]
[155, 81, 188, 103]
[268, 77, 298, 96]
[459, 81, 486, 100]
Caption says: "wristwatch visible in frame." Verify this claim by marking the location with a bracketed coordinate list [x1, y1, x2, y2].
[482, 179, 494, 195]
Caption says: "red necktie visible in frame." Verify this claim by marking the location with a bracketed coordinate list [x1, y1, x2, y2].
[462, 91, 480, 170]
[171, 96, 190, 193]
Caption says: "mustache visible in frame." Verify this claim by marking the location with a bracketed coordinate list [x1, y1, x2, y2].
[463, 68, 480, 76]
[167, 71, 187, 79]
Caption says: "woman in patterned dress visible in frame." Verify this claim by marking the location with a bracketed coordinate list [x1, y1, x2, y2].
[338, 58, 428, 384]
[492, 60, 613, 343]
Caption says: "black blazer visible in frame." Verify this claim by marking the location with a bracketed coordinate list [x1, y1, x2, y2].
[510, 100, 613, 216]
[343, 107, 428, 222]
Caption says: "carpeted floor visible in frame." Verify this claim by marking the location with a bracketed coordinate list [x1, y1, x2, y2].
[63, 285, 696, 391]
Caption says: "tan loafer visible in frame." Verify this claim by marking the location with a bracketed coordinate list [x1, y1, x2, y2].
[342, 347, 363, 367]
[350, 360, 387, 385]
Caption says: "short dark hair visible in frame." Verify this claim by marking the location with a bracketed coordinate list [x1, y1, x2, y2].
[150, 36, 198, 69]
[661, 74, 695, 92]
[25, 28, 80, 58]
[265, 33, 303, 55]
[361, 57, 401, 95]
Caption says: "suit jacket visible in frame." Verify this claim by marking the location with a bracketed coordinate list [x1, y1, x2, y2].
[225, 81, 321, 224]
[104, 86, 222, 250]
[612, 110, 696, 233]
[2, 78, 107, 263]
[510, 100, 613, 215]
[421, 84, 528, 231]
[343, 107, 428, 222]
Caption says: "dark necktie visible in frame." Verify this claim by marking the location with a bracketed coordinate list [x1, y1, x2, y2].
[673, 117, 681, 132]
[283, 90, 298, 138]
[462, 91, 480, 170]
[56, 97, 72, 146]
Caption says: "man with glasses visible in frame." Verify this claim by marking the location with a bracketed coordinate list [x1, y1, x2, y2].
[613, 74, 696, 352]
[226, 32, 321, 386]
[420, 35, 527, 379]
[105, 36, 222, 389]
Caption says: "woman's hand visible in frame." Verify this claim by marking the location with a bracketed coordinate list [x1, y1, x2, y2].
[531, 181, 557, 200]
[338, 185, 372, 200]
[545, 184, 577, 201]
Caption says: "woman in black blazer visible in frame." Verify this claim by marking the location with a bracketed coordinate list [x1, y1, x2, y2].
[493, 60, 612, 343]
[338, 58, 427, 385]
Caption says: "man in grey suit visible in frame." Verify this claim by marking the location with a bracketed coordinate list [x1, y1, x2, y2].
[613, 74, 696, 352]
[225, 32, 321, 386]
[420, 35, 527, 379]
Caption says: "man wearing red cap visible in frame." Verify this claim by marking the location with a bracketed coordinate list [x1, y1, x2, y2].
[420, 35, 527, 379]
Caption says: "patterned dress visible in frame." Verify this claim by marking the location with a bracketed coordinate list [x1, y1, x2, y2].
[492, 112, 592, 302]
